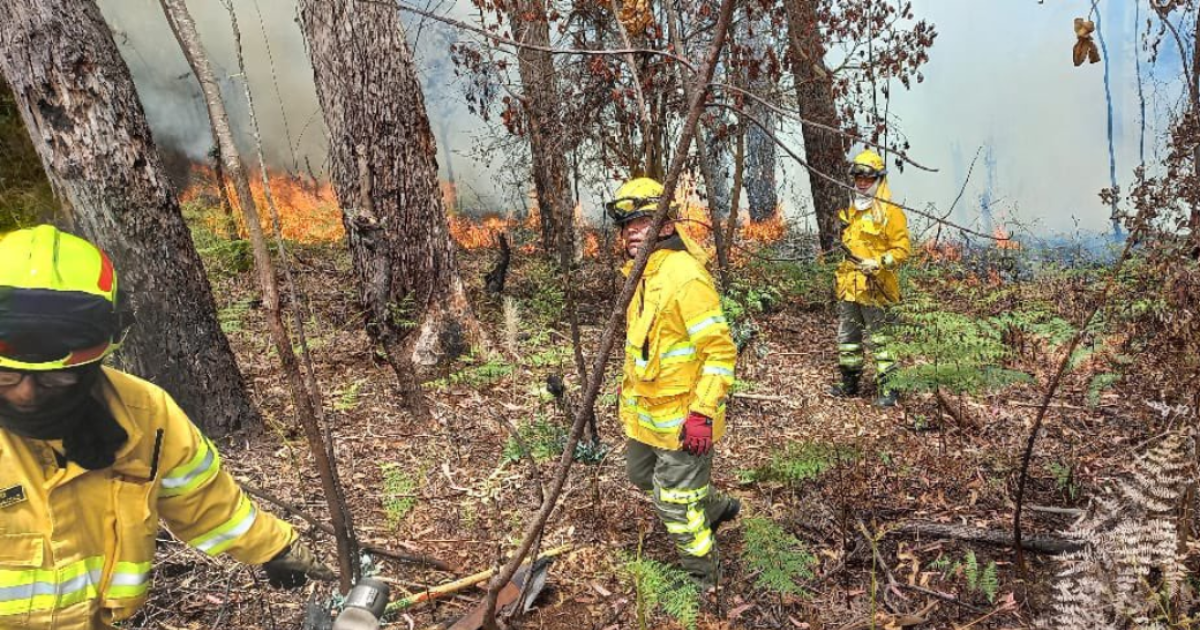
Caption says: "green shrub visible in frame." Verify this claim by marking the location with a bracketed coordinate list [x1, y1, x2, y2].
[380, 464, 418, 530]
[738, 441, 856, 486]
[741, 517, 816, 596]
[501, 416, 567, 464]
[621, 555, 700, 629]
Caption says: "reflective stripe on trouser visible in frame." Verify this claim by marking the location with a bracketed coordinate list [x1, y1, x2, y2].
[625, 439, 733, 586]
[837, 301, 897, 375]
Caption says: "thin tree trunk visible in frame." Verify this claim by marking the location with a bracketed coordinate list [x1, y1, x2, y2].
[298, 0, 481, 392]
[510, 0, 575, 259]
[160, 0, 360, 589]
[0, 0, 258, 436]
[784, 0, 846, 252]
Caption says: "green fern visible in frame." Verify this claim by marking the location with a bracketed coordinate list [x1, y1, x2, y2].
[738, 441, 857, 486]
[964, 549, 979, 591]
[741, 517, 816, 596]
[501, 416, 567, 464]
[1087, 372, 1119, 408]
[334, 379, 365, 412]
[888, 292, 1032, 396]
[621, 556, 700, 629]
[979, 561, 999, 603]
[430, 355, 514, 389]
[380, 464, 418, 530]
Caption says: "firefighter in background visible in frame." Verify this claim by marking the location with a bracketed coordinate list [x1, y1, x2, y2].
[0, 225, 333, 629]
[606, 177, 741, 589]
[830, 150, 912, 407]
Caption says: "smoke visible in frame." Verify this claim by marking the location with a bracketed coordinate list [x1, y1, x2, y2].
[95, 0, 506, 207]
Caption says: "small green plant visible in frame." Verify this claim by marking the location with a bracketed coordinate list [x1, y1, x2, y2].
[380, 464, 418, 530]
[622, 554, 700, 629]
[1087, 372, 1119, 408]
[501, 416, 567, 464]
[1046, 461, 1079, 500]
[738, 441, 857, 486]
[430, 355, 514, 389]
[928, 550, 1000, 603]
[523, 261, 565, 324]
[740, 516, 816, 596]
[889, 292, 1032, 396]
[333, 379, 365, 412]
[217, 299, 255, 334]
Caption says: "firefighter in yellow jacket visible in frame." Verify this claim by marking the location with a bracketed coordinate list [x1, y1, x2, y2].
[831, 150, 913, 407]
[0, 225, 333, 629]
[607, 178, 740, 588]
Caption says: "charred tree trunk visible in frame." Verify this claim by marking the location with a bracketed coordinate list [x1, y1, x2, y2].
[298, 0, 480, 387]
[0, 0, 258, 436]
[784, 0, 846, 252]
[510, 0, 575, 260]
[745, 105, 778, 222]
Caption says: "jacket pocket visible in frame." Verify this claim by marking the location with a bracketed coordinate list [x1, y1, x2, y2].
[0, 533, 45, 626]
[104, 478, 156, 617]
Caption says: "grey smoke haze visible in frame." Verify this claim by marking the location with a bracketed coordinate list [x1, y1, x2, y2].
[99, 0, 1170, 237]
[96, 0, 508, 208]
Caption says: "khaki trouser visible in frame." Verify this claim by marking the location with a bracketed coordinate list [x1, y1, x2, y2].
[836, 300, 897, 376]
[625, 438, 736, 586]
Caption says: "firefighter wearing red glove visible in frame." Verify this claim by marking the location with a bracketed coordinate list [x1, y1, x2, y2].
[607, 178, 741, 589]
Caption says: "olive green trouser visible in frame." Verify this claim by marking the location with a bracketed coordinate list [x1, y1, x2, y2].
[837, 300, 898, 376]
[625, 438, 736, 587]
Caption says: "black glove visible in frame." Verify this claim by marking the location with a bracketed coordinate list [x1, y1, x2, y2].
[262, 542, 335, 589]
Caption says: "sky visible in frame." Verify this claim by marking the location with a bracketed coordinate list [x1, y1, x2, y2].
[96, 0, 1176, 238]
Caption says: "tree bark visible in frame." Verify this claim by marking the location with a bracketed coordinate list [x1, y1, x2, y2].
[784, 0, 846, 252]
[298, 0, 480, 385]
[745, 105, 778, 222]
[0, 0, 258, 436]
[510, 0, 576, 260]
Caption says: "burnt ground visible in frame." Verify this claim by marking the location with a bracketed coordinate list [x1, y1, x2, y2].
[130, 240, 1170, 630]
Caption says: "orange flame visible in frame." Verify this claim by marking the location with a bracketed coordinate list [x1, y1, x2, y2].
[921, 239, 963, 262]
[739, 208, 786, 243]
[994, 225, 1021, 250]
[448, 214, 516, 249]
[181, 164, 344, 243]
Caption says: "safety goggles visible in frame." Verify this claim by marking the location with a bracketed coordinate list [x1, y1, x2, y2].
[0, 369, 81, 388]
[847, 164, 884, 179]
[605, 196, 664, 224]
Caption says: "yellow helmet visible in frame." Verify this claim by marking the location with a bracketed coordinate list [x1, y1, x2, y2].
[0, 225, 133, 371]
[848, 149, 887, 179]
[605, 177, 674, 225]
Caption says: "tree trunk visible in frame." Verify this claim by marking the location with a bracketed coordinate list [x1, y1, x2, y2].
[160, 0, 361, 588]
[0, 0, 258, 436]
[745, 105, 778, 222]
[298, 0, 480, 384]
[510, 0, 575, 260]
[784, 0, 846, 252]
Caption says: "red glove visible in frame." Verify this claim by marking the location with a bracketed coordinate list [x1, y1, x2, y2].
[680, 412, 713, 456]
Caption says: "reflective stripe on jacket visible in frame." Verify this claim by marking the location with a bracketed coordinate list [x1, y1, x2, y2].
[835, 180, 912, 306]
[619, 240, 737, 450]
[0, 367, 295, 628]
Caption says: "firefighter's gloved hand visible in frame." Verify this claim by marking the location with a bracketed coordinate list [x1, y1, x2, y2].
[680, 412, 713, 456]
[857, 258, 882, 274]
[263, 542, 335, 589]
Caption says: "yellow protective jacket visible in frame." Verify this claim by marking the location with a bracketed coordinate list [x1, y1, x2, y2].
[834, 179, 913, 306]
[619, 235, 737, 450]
[0, 368, 295, 629]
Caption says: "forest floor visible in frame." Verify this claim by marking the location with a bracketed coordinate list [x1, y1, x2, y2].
[132, 229, 1185, 630]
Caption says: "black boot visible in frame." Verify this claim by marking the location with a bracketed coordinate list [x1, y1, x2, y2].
[829, 368, 861, 397]
[874, 372, 899, 408]
[710, 497, 741, 533]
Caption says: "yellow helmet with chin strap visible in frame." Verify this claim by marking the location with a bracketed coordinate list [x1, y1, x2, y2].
[605, 177, 677, 225]
[0, 225, 133, 371]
